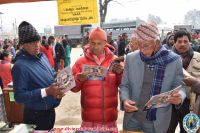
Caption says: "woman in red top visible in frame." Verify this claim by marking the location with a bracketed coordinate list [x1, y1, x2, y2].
[0, 50, 13, 88]
[40, 36, 55, 68]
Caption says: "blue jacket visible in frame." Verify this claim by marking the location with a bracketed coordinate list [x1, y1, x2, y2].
[12, 49, 60, 110]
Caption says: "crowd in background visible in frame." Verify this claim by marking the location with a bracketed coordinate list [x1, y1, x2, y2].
[1, 28, 200, 89]
[0, 35, 73, 90]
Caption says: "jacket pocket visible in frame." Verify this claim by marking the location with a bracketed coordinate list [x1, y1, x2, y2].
[190, 58, 200, 78]
[192, 58, 200, 70]
[191, 71, 200, 78]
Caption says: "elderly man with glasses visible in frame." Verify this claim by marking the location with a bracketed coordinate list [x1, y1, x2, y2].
[120, 21, 186, 133]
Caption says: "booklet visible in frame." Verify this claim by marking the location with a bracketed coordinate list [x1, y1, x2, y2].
[82, 65, 108, 80]
[143, 85, 182, 111]
[56, 67, 76, 93]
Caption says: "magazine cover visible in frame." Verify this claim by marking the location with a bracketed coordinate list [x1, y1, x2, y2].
[82, 65, 108, 80]
[143, 85, 182, 111]
[56, 67, 76, 93]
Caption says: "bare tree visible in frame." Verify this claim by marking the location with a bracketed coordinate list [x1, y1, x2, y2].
[184, 9, 200, 28]
[136, 17, 145, 25]
[99, 0, 113, 25]
[147, 14, 163, 24]
[99, 0, 137, 25]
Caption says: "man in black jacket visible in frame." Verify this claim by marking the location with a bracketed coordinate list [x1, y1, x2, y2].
[12, 21, 64, 130]
[118, 33, 128, 56]
[55, 36, 65, 72]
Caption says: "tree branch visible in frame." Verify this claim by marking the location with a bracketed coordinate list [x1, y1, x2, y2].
[111, 0, 123, 6]
[107, 0, 114, 3]
[100, 0, 139, 23]
[126, 0, 140, 3]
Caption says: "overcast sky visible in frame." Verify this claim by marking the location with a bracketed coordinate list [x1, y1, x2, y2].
[0, 0, 199, 33]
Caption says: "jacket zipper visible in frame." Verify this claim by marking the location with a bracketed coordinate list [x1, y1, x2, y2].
[37, 56, 52, 110]
[43, 98, 48, 110]
[93, 59, 105, 126]
[98, 59, 105, 126]
[100, 56, 113, 126]
[88, 55, 112, 126]
[102, 80, 105, 126]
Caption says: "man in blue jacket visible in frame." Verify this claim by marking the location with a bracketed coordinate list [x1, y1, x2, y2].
[12, 21, 64, 130]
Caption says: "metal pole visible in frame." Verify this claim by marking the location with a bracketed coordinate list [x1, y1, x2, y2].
[0, 12, 4, 40]
[15, 18, 17, 38]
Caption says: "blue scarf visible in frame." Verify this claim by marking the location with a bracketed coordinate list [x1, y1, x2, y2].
[140, 45, 179, 121]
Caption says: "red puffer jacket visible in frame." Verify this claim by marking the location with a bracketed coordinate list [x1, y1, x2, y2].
[72, 44, 122, 124]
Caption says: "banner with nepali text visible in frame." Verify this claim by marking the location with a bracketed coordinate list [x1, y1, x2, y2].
[57, 0, 98, 25]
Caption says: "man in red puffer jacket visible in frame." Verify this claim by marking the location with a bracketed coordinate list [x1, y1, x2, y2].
[72, 27, 123, 131]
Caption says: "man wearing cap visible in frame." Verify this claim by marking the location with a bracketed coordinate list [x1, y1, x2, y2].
[72, 27, 123, 131]
[12, 21, 64, 130]
[119, 22, 186, 133]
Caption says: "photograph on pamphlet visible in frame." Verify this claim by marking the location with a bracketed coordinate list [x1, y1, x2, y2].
[82, 65, 108, 80]
[56, 67, 76, 93]
[143, 85, 182, 111]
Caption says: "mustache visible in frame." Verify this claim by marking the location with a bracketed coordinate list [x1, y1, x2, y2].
[178, 46, 187, 49]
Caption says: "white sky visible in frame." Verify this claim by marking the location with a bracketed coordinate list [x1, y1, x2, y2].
[0, 0, 199, 33]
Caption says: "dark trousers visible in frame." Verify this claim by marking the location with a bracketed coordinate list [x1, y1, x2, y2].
[167, 98, 190, 133]
[55, 61, 61, 72]
[23, 108, 55, 130]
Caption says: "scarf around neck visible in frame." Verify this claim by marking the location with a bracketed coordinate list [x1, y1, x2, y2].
[172, 46, 193, 69]
[140, 45, 179, 121]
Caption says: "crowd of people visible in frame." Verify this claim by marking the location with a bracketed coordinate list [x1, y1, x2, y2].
[0, 20, 200, 133]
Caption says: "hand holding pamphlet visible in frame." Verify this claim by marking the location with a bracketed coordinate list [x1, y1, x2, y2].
[55, 67, 76, 93]
[143, 85, 182, 111]
[82, 65, 108, 80]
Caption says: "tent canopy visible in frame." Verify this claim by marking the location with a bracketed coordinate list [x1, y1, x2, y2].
[0, 0, 53, 4]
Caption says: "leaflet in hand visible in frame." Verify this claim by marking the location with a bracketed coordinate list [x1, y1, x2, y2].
[82, 65, 108, 80]
[56, 67, 76, 93]
[143, 85, 182, 111]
